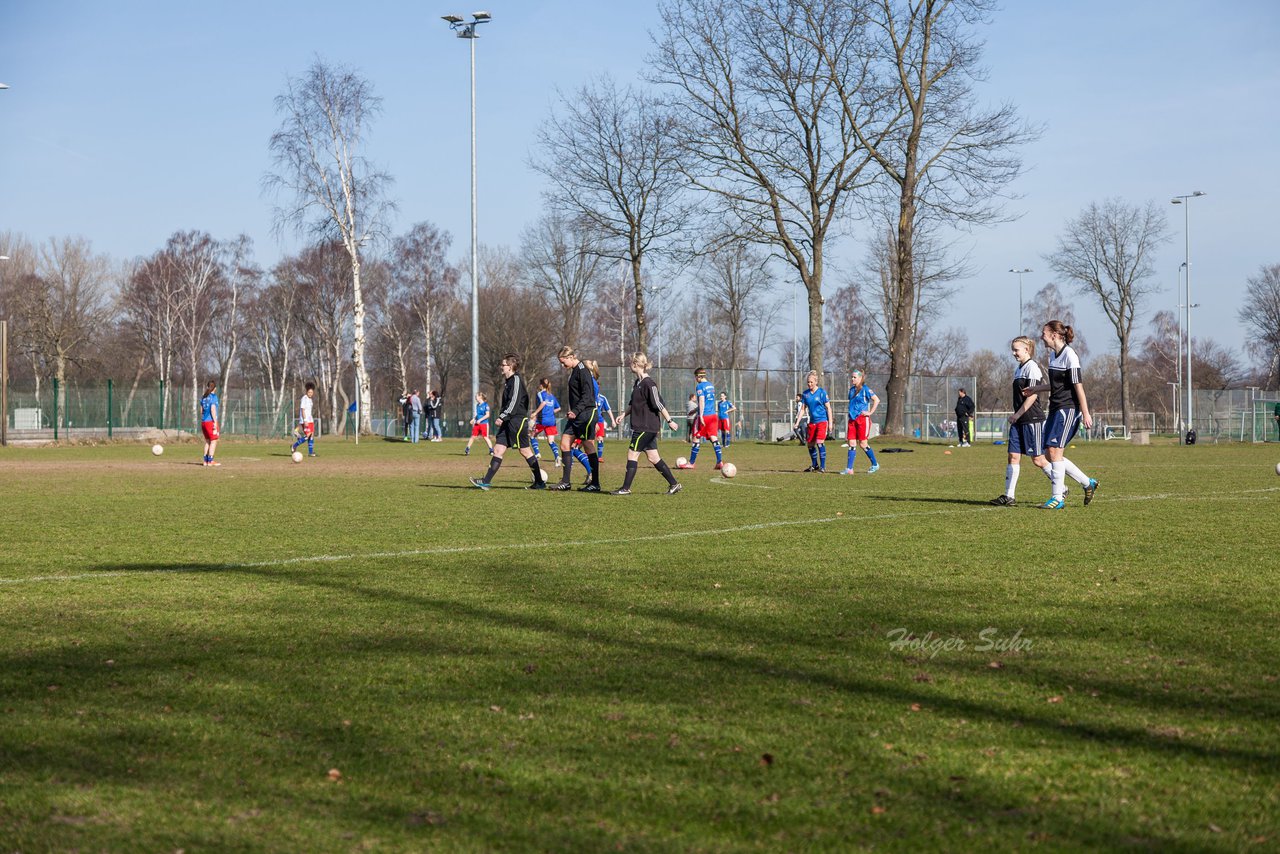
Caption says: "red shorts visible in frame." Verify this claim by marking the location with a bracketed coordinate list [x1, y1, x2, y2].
[202, 421, 219, 441]
[806, 421, 828, 444]
[694, 415, 719, 440]
[471, 423, 489, 438]
[847, 415, 870, 442]
[300, 422, 315, 438]
[595, 422, 606, 440]
[533, 424, 558, 438]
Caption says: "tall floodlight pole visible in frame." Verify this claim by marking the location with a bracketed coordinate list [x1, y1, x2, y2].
[0, 256, 8, 447]
[1009, 268, 1032, 334]
[1175, 262, 1185, 434]
[443, 11, 491, 404]
[1171, 191, 1205, 443]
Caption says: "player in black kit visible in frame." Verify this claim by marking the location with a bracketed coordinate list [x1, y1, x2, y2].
[551, 346, 602, 492]
[610, 352, 683, 496]
[469, 354, 546, 490]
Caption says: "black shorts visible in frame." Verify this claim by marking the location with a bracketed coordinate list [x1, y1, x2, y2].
[494, 417, 531, 450]
[628, 431, 659, 453]
[564, 408, 597, 440]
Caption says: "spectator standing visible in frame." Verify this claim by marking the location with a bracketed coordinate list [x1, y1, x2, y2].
[955, 388, 976, 447]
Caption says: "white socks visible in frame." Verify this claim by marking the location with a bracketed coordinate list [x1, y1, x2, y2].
[1005, 464, 1020, 498]
[1062, 457, 1091, 487]
[1050, 460, 1067, 498]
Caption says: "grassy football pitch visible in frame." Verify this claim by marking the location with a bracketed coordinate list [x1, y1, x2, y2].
[1, 436, 1277, 851]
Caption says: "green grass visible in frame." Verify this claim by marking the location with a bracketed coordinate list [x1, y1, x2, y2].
[1, 436, 1277, 851]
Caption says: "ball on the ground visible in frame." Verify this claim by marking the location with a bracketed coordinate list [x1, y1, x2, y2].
[721, 462, 737, 478]
[151, 444, 164, 456]
[676, 456, 688, 467]
[292, 451, 303, 463]
[1275, 462, 1280, 476]
[540, 469, 549, 482]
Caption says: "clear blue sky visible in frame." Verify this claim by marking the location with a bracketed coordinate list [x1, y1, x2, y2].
[3, 1, 1277, 363]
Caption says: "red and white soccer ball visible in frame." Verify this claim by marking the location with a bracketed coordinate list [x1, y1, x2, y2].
[292, 451, 303, 463]
[721, 462, 737, 478]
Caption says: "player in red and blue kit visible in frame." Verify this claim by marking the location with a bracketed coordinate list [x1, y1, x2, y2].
[464, 393, 493, 456]
[200, 380, 221, 467]
[843, 370, 880, 474]
[717, 393, 735, 446]
[797, 371, 830, 472]
[681, 368, 724, 470]
[530, 378, 562, 466]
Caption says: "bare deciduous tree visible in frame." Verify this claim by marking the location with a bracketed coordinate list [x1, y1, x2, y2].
[1240, 263, 1280, 388]
[696, 242, 773, 381]
[16, 236, 113, 421]
[265, 58, 395, 434]
[652, 0, 887, 375]
[532, 76, 689, 352]
[1046, 198, 1172, 430]
[861, 0, 1037, 434]
[391, 222, 458, 395]
[520, 212, 604, 347]
[1026, 282, 1087, 358]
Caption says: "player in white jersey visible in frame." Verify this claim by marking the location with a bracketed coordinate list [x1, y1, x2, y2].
[991, 337, 1052, 506]
[291, 382, 317, 457]
[1024, 320, 1098, 509]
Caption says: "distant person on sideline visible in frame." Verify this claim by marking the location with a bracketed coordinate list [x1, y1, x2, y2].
[425, 390, 443, 441]
[409, 388, 424, 443]
[955, 387, 976, 447]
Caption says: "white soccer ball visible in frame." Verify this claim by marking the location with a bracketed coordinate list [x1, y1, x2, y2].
[1275, 462, 1280, 476]
[676, 456, 688, 467]
[292, 451, 303, 463]
[721, 462, 737, 478]
[151, 444, 164, 456]
[540, 469, 549, 482]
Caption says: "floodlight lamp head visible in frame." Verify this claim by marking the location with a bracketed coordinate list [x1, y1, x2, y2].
[0, 83, 10, 90]
[1170, 198, 1182, 205]
[1192, 190, 1205, 197]
[442, 14, 464, 23]
[472, 11, 491, 21]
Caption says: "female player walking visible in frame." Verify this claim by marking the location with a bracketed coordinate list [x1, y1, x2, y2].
[991, 336, 1052, 506]
[469, 354, 545, 490]
[611, 352, 682, 495]
[1027, 321, 1099, 509]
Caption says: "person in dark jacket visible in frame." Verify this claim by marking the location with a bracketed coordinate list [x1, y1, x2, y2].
[469, 354, 545, 490]
[955, 388, 976, 447]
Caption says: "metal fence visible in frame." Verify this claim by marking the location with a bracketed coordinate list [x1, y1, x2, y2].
[7, 376, 1277, 443]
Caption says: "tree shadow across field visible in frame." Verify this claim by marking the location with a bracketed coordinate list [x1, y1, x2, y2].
[70, 557, 1280, 773]
[6, 557, 1276, 847]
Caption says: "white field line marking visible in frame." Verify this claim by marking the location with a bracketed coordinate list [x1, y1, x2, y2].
[2, 487, 1277, 587]
[709, 477, 777, 489]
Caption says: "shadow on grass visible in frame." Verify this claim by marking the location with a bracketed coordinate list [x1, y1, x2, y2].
[59, 557, 1280, 775]
[5, 557, 1276, 848]
[866, 495, 995, 506]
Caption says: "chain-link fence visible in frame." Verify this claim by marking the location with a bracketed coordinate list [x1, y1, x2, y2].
[7, 376, 1277, 444]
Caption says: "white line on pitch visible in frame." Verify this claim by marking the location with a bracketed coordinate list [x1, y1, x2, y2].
[2, 487, 1277, 586]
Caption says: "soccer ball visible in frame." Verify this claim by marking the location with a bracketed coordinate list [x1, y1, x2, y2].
[721, 462, 737, 478]
[1275, 462, 1280, 476]
[151, 444, 164, 456]
[292, 451, 303, 463]
[676, 456, 688, 467]
[540, 469, 549, 482]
